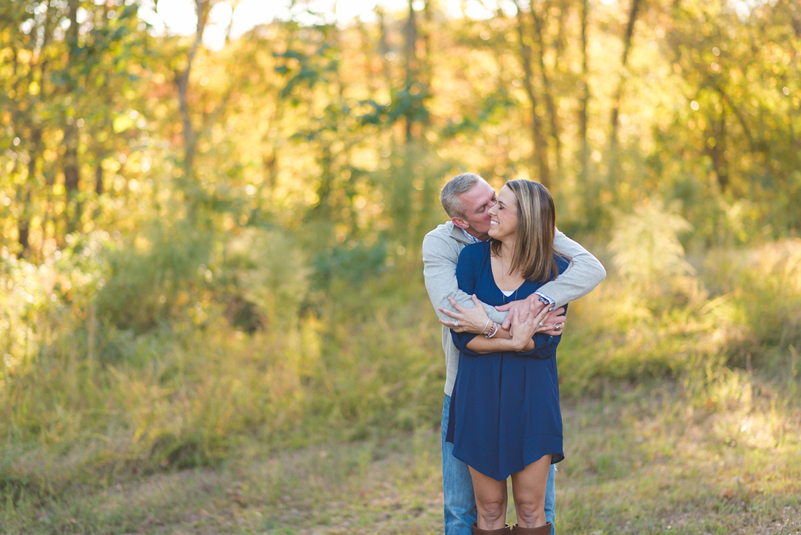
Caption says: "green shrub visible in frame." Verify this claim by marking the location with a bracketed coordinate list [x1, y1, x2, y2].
[95, 221, 212, 333]
[223, 227, 310, 330]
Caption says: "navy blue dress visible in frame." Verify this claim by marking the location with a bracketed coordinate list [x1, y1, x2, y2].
[446, 241, 569, 481]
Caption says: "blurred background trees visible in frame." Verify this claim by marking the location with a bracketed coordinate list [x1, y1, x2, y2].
[3, 0, 798, 264]
[1, 0, 800, 484]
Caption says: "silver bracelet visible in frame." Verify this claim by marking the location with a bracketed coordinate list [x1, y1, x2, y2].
[485, 321, 499, 338]
[479, 318, 491, 335]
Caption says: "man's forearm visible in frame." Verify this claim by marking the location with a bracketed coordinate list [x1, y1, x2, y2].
[422, 235, 507, 324]
[539, 230, 606, 307]
[434, 286, 506, 325]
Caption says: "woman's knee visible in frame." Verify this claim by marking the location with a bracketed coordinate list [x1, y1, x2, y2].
[514, 501, 545, 527]
[476, 499, 506, 524]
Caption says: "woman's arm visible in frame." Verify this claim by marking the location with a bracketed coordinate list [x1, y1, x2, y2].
[440, 295, 566, 337]
[453, 302, 553, 355]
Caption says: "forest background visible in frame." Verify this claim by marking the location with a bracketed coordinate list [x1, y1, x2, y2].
[1, 0, 800, 533]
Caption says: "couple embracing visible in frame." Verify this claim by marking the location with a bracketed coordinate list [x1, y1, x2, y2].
[422, 173, 605, 535]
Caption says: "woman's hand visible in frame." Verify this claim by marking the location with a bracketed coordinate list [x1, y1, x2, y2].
[509, 300, 554, 351]
[499, 295, 566, 336]
[438, 295, 490, 334]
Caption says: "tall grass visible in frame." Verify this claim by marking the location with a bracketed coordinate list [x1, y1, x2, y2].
[1, 202, 799, 506]
[557, 202, 801, 399]
[0, 239, 443, 500]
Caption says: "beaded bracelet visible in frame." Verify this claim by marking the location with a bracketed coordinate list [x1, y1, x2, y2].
[485, 321, 499, 338]
[487, 322, 501, 338]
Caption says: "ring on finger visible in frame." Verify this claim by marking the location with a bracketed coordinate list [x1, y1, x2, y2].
[538, 321, 544, 327]
[454, 320, 459, 328]
[556, 323, 562, 329]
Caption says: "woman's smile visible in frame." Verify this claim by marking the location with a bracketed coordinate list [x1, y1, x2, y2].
[487, 185, 518, 240]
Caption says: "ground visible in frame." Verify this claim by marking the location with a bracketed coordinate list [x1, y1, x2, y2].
[9, 379, 800, 535]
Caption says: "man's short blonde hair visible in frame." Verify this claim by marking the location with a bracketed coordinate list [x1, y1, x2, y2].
[440, 173, 484, 219]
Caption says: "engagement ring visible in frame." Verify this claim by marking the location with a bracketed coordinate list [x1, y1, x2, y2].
[454, 320, 459, 328]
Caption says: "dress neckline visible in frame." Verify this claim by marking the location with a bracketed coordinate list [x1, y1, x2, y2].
[489, 250, 526, 295]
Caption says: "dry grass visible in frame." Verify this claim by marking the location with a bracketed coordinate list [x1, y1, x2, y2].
[3, 238, 800, 534]
[4, 371, 800, 535]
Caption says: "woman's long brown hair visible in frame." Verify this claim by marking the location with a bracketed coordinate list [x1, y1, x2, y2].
[490, 180, 570, 282]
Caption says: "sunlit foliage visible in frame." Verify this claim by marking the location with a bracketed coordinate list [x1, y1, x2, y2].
[0, 0, 799, 516]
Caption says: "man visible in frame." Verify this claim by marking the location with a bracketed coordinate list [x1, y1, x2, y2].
[422, 173, 606, 535]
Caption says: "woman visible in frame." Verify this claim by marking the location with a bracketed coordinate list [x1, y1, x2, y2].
[446, 180, 570, 535]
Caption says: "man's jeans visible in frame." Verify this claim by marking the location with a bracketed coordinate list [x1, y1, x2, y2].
[442, 395, 556, 535]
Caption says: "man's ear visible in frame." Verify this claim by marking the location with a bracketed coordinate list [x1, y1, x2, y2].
[452, 217, 469, 230]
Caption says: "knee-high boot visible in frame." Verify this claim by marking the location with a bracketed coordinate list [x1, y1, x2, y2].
[510, 523, 552, 535]
[472, 522, 511, 534]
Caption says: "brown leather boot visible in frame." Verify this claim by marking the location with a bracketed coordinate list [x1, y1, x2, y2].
[510, 522, 552, 535]
[472, 522, 511, 534]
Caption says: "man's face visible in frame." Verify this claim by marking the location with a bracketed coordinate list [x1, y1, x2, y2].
[453, 181, 498, 240]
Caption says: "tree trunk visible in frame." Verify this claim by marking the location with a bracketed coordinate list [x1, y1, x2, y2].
[404, 0, 418, 143]
[63, 0, 81, 235]
[95, 161, 104, 196]
[176, 0, 209, 181]
[18, 135, 37, 255]
[376, 7, 393, 93]
[10, 42, 30, 257]
[513, 0, 550, 187]
[608, 0, 642, 156]
[716, 84, 755, 154]
[313, 144, 334, 217]
[420, 0, 433, 115]
[707, 100, 728, 191]
[554, 0, 568, 73]
[357, 19, 379, 97]
[17, 152, 31, 257]
[529, 2, 561, 181]
[579, 0, 590, 183]
[17, 208, 30, 256]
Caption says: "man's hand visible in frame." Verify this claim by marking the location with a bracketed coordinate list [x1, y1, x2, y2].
[497, 294, 566, 336]
[508, 303, 553, 351]
[540, 307, 566, 336]
[496, 294, 542, 327]
[438, 295, 490, 334]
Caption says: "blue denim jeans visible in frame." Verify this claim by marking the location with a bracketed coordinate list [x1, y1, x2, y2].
[442, 395, 556, 535]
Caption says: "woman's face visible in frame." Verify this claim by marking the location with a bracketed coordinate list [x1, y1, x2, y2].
[487, 185, 519, 242]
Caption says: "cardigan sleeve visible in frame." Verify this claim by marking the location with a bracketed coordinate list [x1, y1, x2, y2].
[422, 232, 507, 324]
[518, 254, 571, 357]
[450, 245, 482, 356]
[537, 229, 605, 308]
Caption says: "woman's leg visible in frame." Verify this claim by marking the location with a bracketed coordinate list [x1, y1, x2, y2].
[468, 466, 508, 530]
[510, 455, 552, 528]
